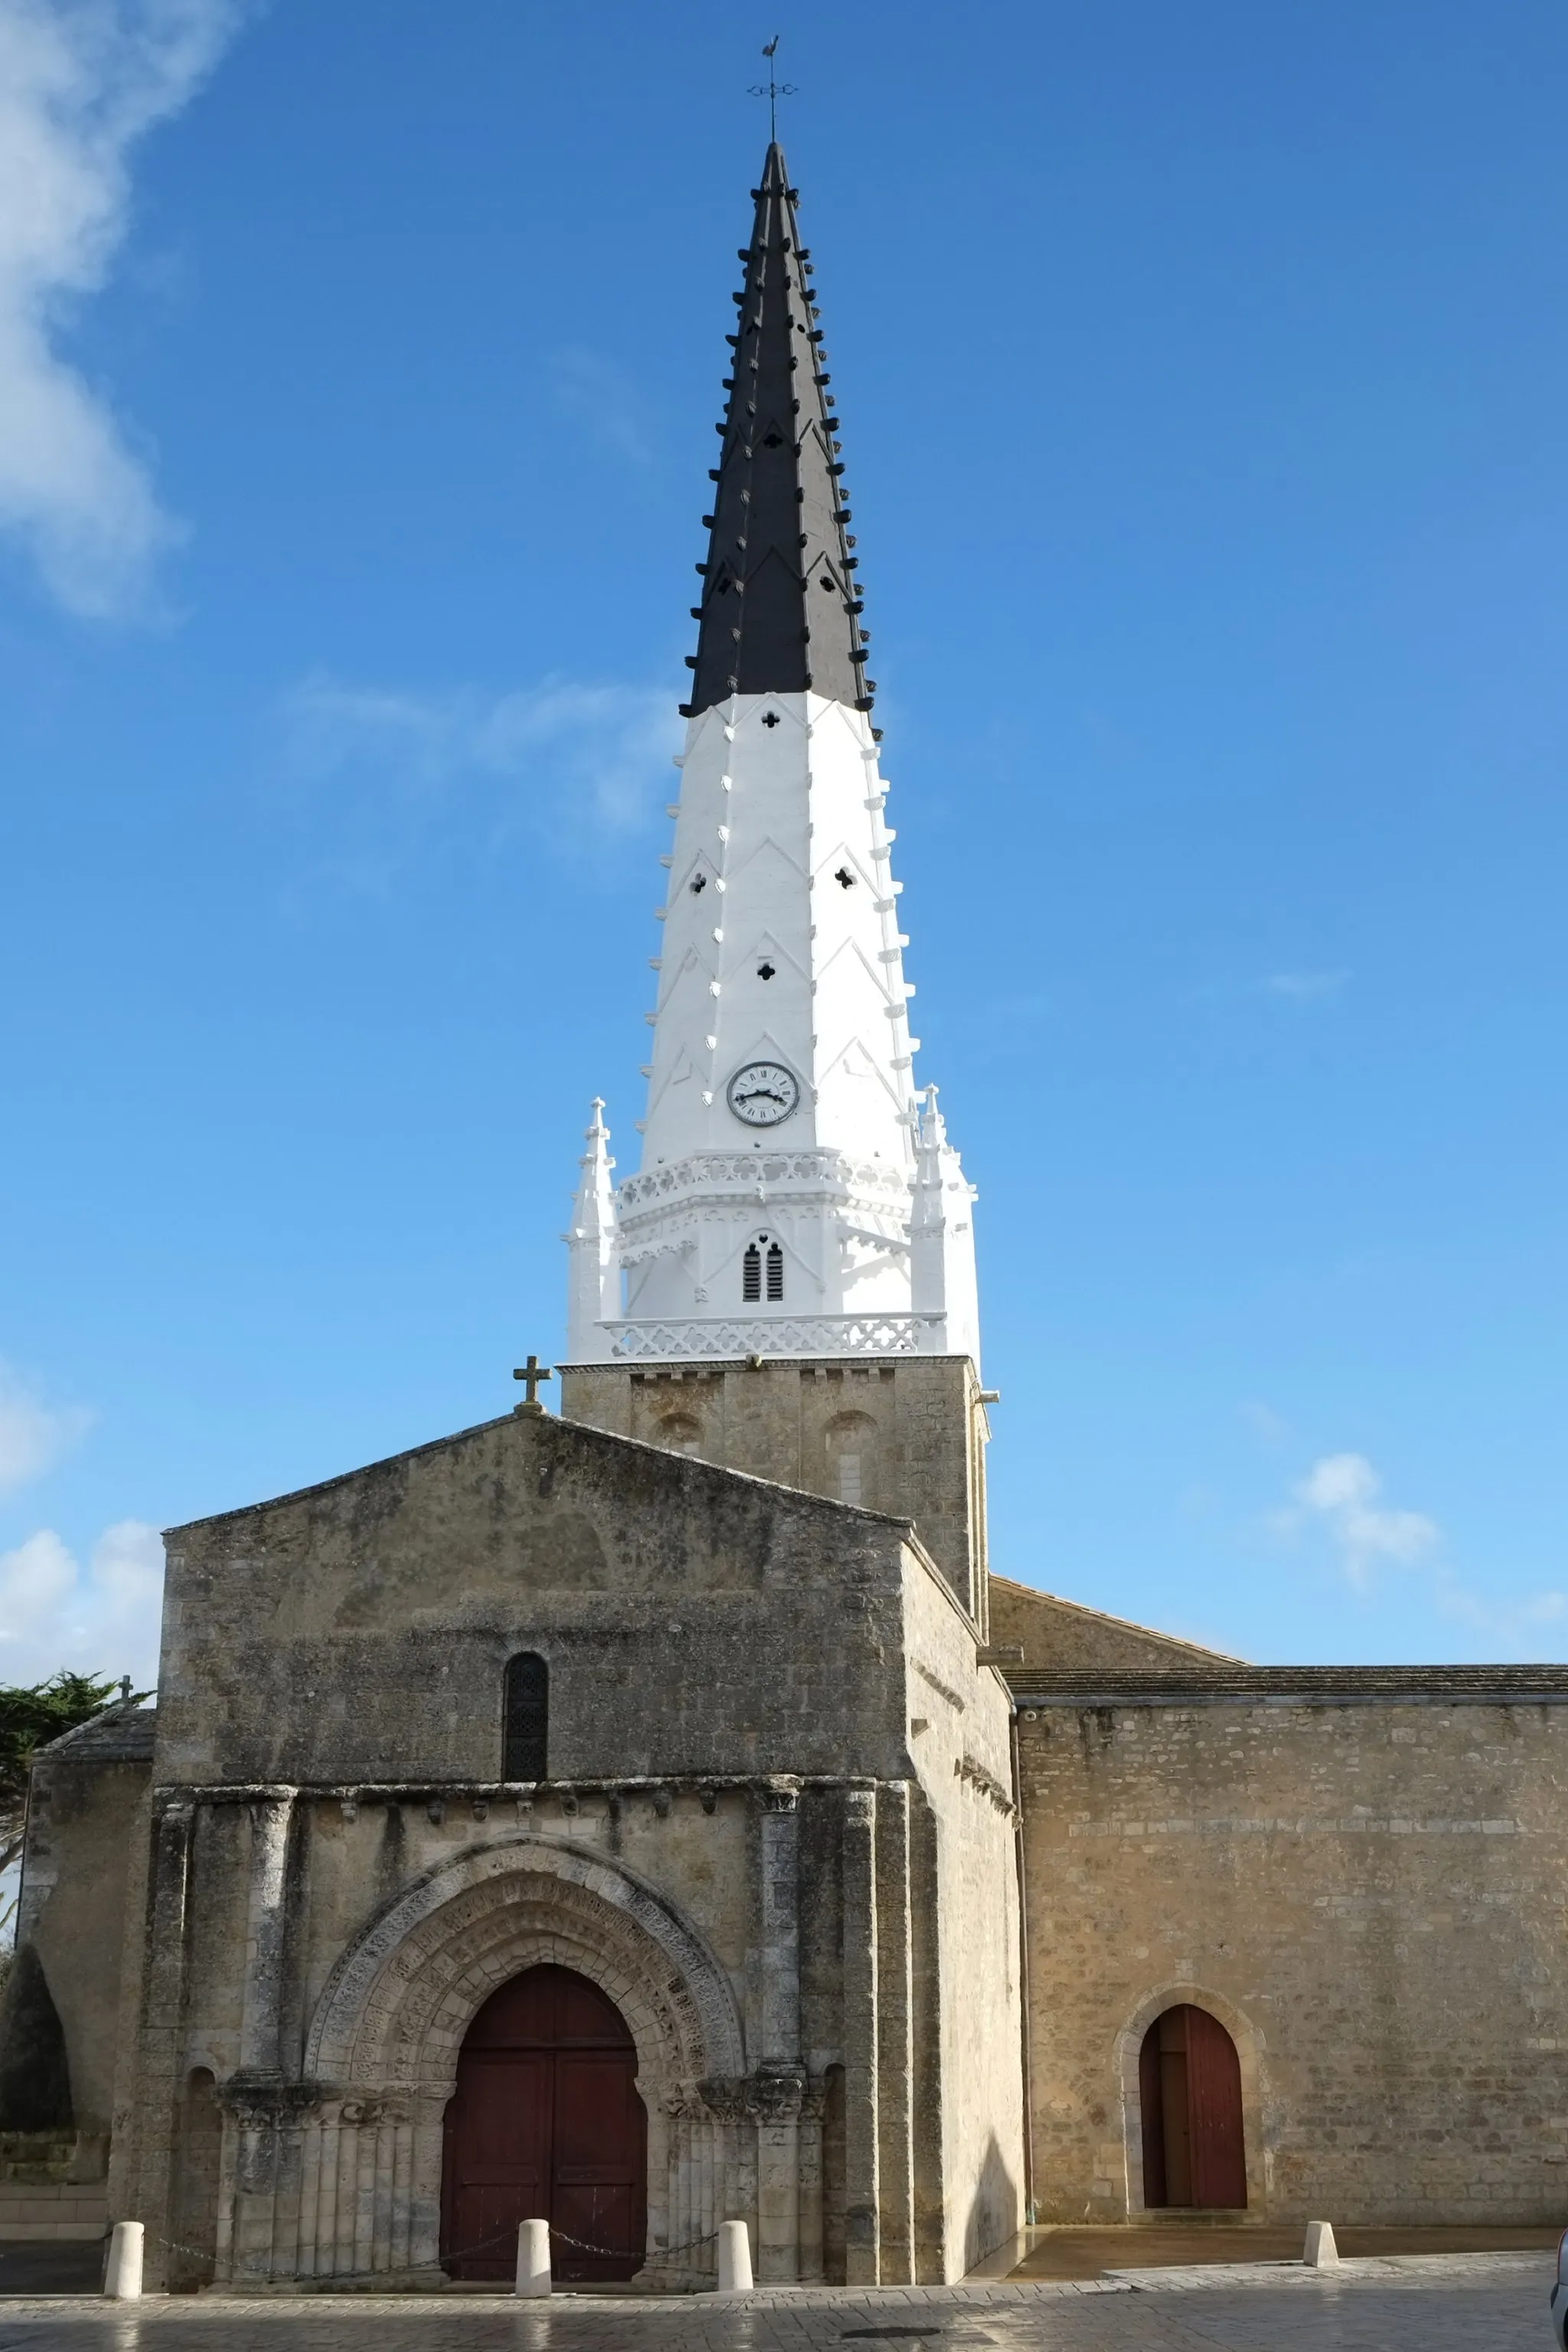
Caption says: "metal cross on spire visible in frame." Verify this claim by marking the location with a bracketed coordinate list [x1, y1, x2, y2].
[749, 35, 796, 144]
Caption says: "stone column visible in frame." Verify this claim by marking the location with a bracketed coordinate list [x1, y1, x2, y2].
[229, 1792, 296, 2285]
[755, 1782, 805, 2281]
[760, 1782, 802, 2061]
[239, 1793, 295, 2075]
[797, 2087, 825, 2283]
[875, 1779, 916, 2283]
[841, 1781, 880, 2284]
[126, 1800, 195, 2291]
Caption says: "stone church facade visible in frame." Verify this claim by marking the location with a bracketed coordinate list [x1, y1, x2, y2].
[8, 141, 1568, 2292]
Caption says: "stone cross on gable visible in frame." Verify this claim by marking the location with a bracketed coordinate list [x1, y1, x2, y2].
[512, 1356, 554, 1415]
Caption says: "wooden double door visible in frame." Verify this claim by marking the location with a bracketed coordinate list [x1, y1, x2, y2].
[441, 1963, 647, 2282]
[1138, 2003, 1247, 2210]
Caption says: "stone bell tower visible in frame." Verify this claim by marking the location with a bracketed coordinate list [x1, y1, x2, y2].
[560, 142, 991, 1622]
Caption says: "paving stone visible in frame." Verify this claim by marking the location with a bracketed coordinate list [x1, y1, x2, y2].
[0, 2250, 1551, 2350]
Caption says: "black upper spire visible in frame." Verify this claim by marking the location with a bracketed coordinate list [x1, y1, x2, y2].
[681, 145, 874, 720]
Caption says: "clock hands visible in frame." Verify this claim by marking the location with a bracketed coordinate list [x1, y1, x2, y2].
[726, 1062, 799, 1125]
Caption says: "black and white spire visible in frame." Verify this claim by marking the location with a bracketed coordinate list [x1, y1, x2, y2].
[682, 144, 874, 720]
[566, 140, 978, 1370]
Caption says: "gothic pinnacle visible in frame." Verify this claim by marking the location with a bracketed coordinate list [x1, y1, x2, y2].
[681, 143, 874, 720]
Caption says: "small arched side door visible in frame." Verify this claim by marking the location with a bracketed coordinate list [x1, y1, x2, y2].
[1138, 2003, 1246, 2210]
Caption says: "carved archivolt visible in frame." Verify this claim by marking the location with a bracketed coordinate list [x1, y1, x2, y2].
[304, 1834, 745, 2104]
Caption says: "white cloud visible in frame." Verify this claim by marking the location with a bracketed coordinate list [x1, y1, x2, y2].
[1270, 1449, 1567, 1656]
[1188, 968, 1351, 1011]
[0, 0, 247, 617]
[0, 1361, 90, 1495]
[1259, 969, 1351, 1003]
[1287, 1451, 1439, 1588]
[550, 347, 654, 467]
[1432, 1576, 1568, 1645]
[282, 673, 679, 844]
[0, 1516, 162, 1687]
[1239, 1398, 1292, 1450]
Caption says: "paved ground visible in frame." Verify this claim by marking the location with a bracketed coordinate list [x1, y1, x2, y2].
[1008, 2221, 1560, 2278]
[0, 2253, 1551, 2352]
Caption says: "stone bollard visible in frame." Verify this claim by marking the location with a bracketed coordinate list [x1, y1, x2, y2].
[716, 2218, 753, 2295]
[1303, 2220, 1339, 2269]
[103, 2221, 145, 2300]
[514, 2218, 551, 2297]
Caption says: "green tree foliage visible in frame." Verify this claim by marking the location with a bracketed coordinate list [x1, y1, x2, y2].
[0, 1672, 145, 1878]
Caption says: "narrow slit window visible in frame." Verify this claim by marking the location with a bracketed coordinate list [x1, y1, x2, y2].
[766, 1240, 784, 1301]
[838, 1452, 863, 1506]
[743, 1242, 762, 1302]
[503, 1652, 548, 1781]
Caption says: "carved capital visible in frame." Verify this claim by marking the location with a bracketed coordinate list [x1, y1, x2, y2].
[219, 2074, 325, 2131]
[695, 2073, 750, 2122]
[746, 2062, 808, 2122]
[695, 2065, 808, 2123]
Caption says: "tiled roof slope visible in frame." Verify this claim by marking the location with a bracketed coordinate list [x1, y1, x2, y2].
[1011, 1665, 1568, 1706]
[34, 1703, 157, 1763]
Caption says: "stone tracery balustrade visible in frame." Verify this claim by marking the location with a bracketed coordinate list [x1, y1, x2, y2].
[616, 1148, 912, 1216]
[603, 1312, 942, 1360]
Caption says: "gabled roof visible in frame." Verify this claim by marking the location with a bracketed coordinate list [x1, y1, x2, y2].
[34, 1702, 156, 1765]
[988, 1572, 1240, 1674]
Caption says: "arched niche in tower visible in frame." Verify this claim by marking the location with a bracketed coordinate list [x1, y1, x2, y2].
[823, 1408, 877, 1511]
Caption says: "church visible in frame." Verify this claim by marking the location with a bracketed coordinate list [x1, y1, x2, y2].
[10, 142, 1568, 2295]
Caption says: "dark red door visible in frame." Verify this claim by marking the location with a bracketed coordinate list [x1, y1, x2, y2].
[1138, 2004, 1246, 2210]
[441, 1964, 646, 2282]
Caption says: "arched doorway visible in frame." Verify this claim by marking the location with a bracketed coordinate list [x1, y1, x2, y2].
[441, 1963, 647, 2282]
[1138, 2004, 1246, 2210]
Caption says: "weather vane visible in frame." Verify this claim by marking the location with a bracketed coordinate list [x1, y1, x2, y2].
[749, 35, 797, 145]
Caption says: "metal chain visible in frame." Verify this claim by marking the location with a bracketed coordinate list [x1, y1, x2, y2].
[547, 2222, 722, 2260]
[152, 2215, 524, 2277]
[152, 2215, 721, 2280]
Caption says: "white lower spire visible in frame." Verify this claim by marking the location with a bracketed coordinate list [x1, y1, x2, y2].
[564, 1100, 618, 1362]
[562, 697, 981, 1367]
[910, 1086, 981, 1365]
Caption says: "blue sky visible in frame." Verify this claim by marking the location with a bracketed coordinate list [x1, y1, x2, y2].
[1, 0, 1565, 1682]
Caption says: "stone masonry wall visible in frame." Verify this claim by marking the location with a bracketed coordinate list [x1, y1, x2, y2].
[1018, 1694, 1568, 2225]
[106, 1405, 1024, 2288]
[18, 1724, 153, 2146]
[902, 1559, 1023, 2276]
[560, 1357, 989, 1626]
[988, 1576, 1233, 1672]
[155, 1410, 919, 1788]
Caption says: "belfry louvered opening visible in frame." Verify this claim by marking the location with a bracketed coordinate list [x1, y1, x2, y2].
[743, 1235, 786, 1304]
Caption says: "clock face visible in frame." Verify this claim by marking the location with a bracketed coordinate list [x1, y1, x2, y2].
[726, 1060, 801, 1128]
